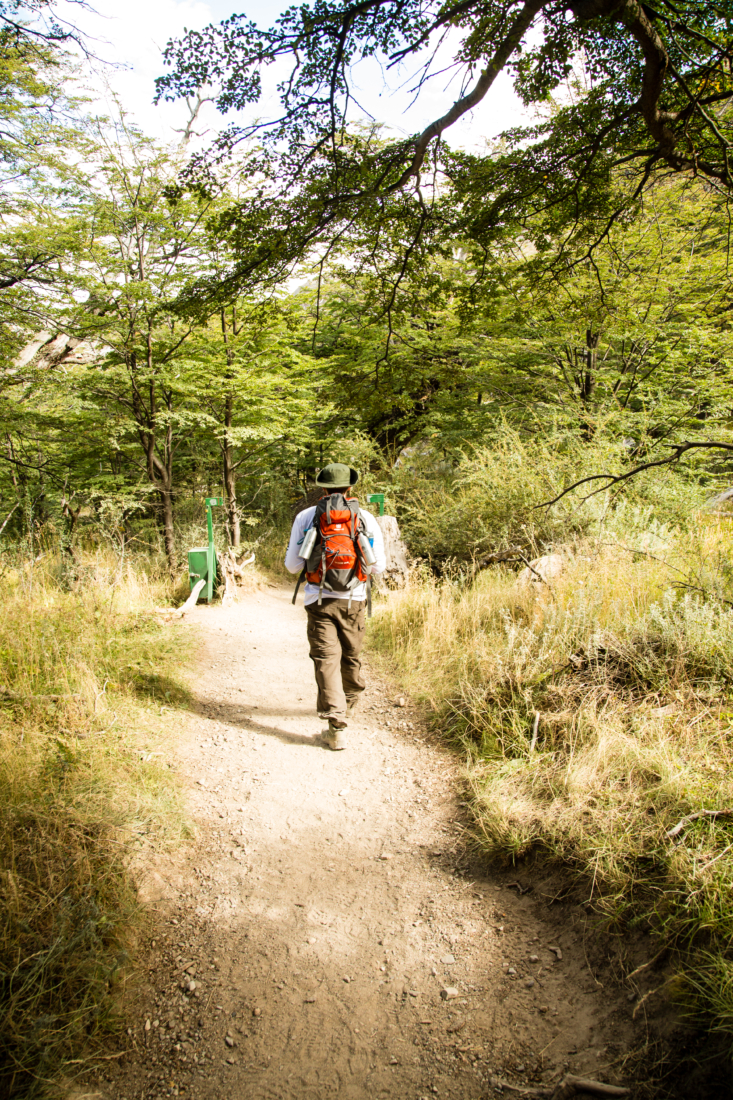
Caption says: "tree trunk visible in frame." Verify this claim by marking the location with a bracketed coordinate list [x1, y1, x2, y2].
[577, 326, 600, 439]
[223, 392, 240, 547]
[160, 486, 176, 572]
[581, 326, 599, 405]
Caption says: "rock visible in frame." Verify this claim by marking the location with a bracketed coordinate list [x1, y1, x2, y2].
[374, 515, 410, 589]
[378, 853, 393, 861]
[225, 1035, 236, 1048]
[507, 967, 516, 976]
[252, 1007, 261, 1017]
[187, 981, 197, 993]
[440, 987, 459, 1000]
[440, 955, 455, 965]
[524, 978, 535, 989]
[304, 995, 316, 1003]
[517, 553, 565, 586]
[529, 954, 539, 963]
[397, 697, 407, 707]
[548, 945, 563, 960]
[144, 1019, 151, 1032]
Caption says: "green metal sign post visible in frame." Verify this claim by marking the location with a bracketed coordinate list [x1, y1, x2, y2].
[366, 493, 385, 516]
[188, 497, 223, 604]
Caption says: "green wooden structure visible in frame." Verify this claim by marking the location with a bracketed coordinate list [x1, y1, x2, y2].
[188, 497, 223, 603]
[366, 493, 385, 516]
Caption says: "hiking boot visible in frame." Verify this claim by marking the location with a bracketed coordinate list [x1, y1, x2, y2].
[321, 726, 347, 751]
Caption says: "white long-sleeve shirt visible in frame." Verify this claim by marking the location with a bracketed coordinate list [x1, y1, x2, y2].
[285, 503, 386, 606]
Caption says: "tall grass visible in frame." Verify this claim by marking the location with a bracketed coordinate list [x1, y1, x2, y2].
[372, 490, 733, 1043]
[0, 550, 190, 1097]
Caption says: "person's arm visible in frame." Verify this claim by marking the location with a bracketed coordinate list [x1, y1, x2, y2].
[365, 512, 387, 575]
[284, 511, 309, 574]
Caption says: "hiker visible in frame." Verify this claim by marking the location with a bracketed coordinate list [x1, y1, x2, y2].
[285, 463, 386, 750]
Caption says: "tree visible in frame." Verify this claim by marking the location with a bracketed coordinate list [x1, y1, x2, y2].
[0, 19, 95, 544]
[69, 123, 220, 569]
[156, 0, 733, 301]
[180, 297, 323, 546]
[453, 178, 733, 445]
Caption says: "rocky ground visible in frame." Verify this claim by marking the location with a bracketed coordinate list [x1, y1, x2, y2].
[73, 586, 671, 1100]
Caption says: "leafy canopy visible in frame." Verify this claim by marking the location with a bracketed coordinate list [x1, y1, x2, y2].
[157, 0, 733, 297]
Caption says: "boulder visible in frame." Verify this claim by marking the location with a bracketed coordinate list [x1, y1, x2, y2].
[517, 553, 565, 586]
[375, 514, 410, 589]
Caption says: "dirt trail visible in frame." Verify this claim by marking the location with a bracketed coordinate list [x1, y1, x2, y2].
[94, 586, 641, 1100]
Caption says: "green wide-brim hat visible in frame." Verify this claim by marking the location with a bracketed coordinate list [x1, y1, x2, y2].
[315, 462, 359, 488]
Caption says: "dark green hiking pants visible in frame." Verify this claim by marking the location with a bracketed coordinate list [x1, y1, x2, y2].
[305, 599, 366, 723]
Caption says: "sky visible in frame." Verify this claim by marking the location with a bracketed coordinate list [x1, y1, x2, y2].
[55, 0, 533, 152]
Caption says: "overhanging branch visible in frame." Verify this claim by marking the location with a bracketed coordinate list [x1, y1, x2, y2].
[538, 441, 733, 509]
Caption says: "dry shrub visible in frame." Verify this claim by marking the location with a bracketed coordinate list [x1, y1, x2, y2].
[372, 522, 733, 1038]
[0, 552, 189, 1096]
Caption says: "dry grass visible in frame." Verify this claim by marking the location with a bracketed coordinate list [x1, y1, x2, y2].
[0, 551, 191, 1097]
[371, 521, 733, 1039]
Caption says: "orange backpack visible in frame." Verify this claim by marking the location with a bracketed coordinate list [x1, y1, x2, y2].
[293, 493, 369, 608]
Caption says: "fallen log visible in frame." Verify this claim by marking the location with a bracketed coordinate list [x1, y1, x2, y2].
[0, 688, 81, 702]
[155, 577, 206, 618]
[219, 549, 256, 605]
[473, 546, 527, 572]
[374, 515, 410, 589]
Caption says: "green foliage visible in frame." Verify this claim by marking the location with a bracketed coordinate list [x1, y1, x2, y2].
[389, 430, 606, 561]
[156, 0, 733, 304]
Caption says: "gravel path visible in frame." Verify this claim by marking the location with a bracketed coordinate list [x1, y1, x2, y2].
[85, 585, 639, 1100]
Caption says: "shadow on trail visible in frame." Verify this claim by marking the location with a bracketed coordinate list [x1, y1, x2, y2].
[200, 704, 327, 750]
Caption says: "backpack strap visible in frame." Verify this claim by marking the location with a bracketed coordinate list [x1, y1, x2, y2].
[318, 546, 326, 606]
[366, 575, 372, 619]
[348, 498, 359, 539]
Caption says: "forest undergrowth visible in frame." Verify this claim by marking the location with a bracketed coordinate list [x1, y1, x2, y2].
[371, 438, 733, 1060]
[0, 551, 191, 1098]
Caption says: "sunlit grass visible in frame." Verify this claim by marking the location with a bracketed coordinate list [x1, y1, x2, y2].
[0, 551, 191, 1097]
[372, 520, 733, 1038]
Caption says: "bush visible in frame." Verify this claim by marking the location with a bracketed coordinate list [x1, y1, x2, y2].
[371, 446, 733, 1046]
[388, 426, 709, 565]
[0, 552, 189, 1096]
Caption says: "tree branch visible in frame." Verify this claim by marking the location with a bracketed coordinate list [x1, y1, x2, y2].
[388, 0, 544, 190]
[538, 441, 733, 509]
